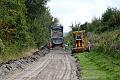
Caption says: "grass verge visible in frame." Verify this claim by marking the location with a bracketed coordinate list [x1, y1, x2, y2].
[0, 48, 38, 63]
[75, 51, 120, 80]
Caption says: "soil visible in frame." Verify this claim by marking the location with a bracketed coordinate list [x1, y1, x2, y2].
[0, 48, 79, 80]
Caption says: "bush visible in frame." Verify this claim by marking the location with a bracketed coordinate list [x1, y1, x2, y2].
[89, 29, 120, 58]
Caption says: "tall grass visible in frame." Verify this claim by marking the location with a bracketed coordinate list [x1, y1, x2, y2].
[89, 29, 120, 58]
[0, 43, 36, 62]
[81, 29, 120, 80]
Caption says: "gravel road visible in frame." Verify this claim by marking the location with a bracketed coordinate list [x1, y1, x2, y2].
[1, 49, 79, 80]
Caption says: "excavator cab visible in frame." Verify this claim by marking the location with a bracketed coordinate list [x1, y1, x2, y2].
[72, 30, 90, 53]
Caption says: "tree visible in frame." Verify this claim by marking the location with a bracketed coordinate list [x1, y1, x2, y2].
[0, 0, 53, 55]
[51, 17, 60, 26]
[0, 0, 30, 47]
[25, 0, 53, 47]
[102, 7, 120, 29]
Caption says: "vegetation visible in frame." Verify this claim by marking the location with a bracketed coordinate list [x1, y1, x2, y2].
[65, 7, 120, 58]
[0, 1, 120, 79]
[65, 7, 120, 80]
[75, 52, 120, 80]
[0, 0, 53, 62]
[75, 53, 110, 80]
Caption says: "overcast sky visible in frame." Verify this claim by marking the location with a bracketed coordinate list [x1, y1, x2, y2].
[47, 0, 120, 32]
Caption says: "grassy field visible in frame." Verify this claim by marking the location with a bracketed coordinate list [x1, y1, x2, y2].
[75, 51, 120, 80]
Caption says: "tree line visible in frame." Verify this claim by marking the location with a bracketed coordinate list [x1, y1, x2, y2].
[0, 0, 53, 54]
[70, 7, 120, 33]
[65, 7, 120, 58]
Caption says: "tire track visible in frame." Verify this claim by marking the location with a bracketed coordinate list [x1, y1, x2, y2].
[2, 49, 79, 80]
[4, 57, 51, 80]
[63, 55, 72, 80]
[54, 55, 67, 80]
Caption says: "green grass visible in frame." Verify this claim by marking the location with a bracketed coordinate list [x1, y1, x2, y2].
[0, 52, 24, 62]
[75, 52, 120, 80]
[0, 47, 36, 63]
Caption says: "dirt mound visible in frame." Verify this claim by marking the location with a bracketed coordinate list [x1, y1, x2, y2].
[0, 48, 49, 77]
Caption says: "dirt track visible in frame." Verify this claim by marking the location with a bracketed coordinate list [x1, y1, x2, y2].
[2, 49, 79, 80]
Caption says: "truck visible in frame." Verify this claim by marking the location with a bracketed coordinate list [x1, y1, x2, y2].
[48, 25, 64, 48]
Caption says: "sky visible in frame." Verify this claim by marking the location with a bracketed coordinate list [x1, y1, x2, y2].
[47, 0, 120, 32]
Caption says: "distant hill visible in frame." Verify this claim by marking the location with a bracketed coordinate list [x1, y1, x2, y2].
[63, 32, 68, 36]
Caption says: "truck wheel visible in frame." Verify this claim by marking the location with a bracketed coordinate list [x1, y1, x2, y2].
[71, 49, 74, 54]
[86, 45, 90, 52]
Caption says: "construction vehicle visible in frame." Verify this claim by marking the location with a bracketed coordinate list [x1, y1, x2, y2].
[48, 25, 64, 49]
[71, 30, 90, 53]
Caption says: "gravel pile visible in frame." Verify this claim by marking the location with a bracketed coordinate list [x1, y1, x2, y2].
[0, 48, 49, 77]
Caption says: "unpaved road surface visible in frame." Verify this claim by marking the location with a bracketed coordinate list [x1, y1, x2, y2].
[2, 49, 78, 80]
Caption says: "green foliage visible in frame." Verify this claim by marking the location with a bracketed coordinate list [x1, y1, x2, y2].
[0, 0, 53, 61]
[89, 29, 120, 58]
[51, 17, 61, 26]
[64, 31, 73, 46]
[0, 39, 5, 54]
[65, 7, 120, 80]
[31, 10, 52, 47]
[0, 0, 29, 46]
[25, 0, 48, 20]
[25, 0, 53, 48]
[69, 7, 120, 33]
[92, 7, 120, 33]
[102, 8, 120, 28]
[65, 7, 120, 59]
[69, 23, 81, 31]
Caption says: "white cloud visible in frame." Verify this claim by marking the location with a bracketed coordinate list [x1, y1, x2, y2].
[47, 0, 120, 32]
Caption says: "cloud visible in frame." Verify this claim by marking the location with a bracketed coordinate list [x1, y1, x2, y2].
[47, 0, 120, 32]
